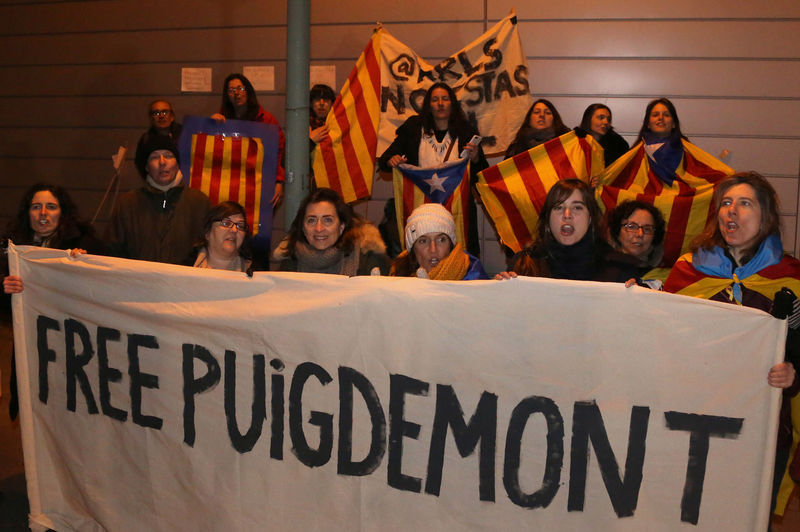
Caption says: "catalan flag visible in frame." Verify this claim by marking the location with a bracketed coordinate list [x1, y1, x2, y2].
[178, 116, 279, 239]
[475, 131, 604, 253]
[313, 30, 381, 203]
[393, 159, 471, 250]
[595, 140, 734, 270]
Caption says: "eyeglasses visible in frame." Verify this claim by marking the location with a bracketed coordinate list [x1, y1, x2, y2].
[622, 222, 656, 235]
[150, 109, 171, 117]
[216, 218, 248, 231]
[227, 87, 247, 94]
[304, 215, 338, 227]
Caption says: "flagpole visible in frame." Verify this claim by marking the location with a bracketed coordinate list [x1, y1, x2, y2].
[284, 0, 311, 227]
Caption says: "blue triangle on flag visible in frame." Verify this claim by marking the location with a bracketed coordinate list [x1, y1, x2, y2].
[399, 159, 468, 204]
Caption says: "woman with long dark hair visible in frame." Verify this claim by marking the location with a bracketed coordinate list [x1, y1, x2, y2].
[579, 103, 629, 166]
[632, 97, 689, 184]
[378, 82, 487, 257]
[504, 98, 570, 159]
[211, 73, 285, 206]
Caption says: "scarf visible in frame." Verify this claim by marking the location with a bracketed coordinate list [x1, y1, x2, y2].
[545, 230, 597, 280]
[424, 242, 471, 280]
[146, 170, 184, 191]
[691, 234, 784, 304]
[643, 130, 683, 185]
[294, 241, 360, 276]
[193, 248, 248, 272]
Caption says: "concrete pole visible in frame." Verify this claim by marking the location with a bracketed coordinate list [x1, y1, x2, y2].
[284, 0, 311, 227]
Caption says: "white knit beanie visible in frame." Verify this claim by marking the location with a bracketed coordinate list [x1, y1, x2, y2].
[404, 203, 457, 250]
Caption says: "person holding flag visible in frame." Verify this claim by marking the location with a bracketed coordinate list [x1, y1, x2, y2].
[663, 171, 800, 522]
[378, 83, 487, 257]
[390, 203, 488, 280]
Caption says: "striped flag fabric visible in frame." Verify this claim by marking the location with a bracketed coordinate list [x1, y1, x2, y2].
[595, 140, 734, 270]
[475, 131, 604, 253]
[663, 252, 800, 302]
[313, 30, 381, 203]
[178, 115, 279, 239]
[393, 159, 471, 250]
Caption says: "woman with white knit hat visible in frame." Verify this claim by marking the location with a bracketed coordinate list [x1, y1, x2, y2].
[390, 203, 488, 280]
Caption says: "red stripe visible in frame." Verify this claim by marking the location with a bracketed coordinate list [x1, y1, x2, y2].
[402, 177, 417, 226]
[641, 167, 665, 195]
[244, 138, 258, 230]
[663, 259, 710, 293]
[334, 75, 370, 199]
[513, 152, 548, 213]
[364, 37, 381, 102]
[598, 186, 621, 213]
[209, 136, 224, 204]
[579, 137, 592, 177]
[486, 168, 535, 248]
[759, 257, 800, 280]
[190, 133, 208, 189]
[544, 137, 578, 180]
[683, 148, 729, 184]
[660, 190, 696, 267]
[612, 147, 645, 189]
[318, 139, 341, 192]
[229, 137, 242, 201]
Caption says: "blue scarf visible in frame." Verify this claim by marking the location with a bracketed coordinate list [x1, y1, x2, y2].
[692, 234, 784, 303]
[643, 130, 683, 185]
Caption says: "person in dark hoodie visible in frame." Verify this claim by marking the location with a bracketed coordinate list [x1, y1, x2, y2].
[107, 136, 210, 264]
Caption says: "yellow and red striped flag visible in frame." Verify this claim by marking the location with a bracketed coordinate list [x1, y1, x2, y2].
[393, 159, 471, 250]
[179, 116, 280, 240]
[595, 140, 734, 271]
[313, 30, 382, 203]
[475, 131, 604, 253]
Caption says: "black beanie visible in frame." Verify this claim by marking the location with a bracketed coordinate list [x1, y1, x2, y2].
[135, 135, 180, 178]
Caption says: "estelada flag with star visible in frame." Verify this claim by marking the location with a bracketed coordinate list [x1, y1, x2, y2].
[595, 139, 734, 274]
[475, 131, 604, 253]
[392, 158, 471, 250]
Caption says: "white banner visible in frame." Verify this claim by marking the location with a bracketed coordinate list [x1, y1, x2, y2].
[378, 12, 532, 157]
[10, 244, 784, 531]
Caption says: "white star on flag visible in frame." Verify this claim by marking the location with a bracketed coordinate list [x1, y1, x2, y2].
[424, 173, 447, 193]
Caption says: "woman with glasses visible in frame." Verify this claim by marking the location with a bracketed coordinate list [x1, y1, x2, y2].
[211, 73, 285, 207]
[664, 171, 800, 522]
[596, 200, 666, 285]
[272, 188, 390, 276]
[188, 201, 259, 274]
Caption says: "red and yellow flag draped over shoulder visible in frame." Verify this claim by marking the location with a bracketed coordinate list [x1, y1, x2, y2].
[312, 30, 382, 203]
[595, 140, 734, 271]
[475, 132, 604, 253]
